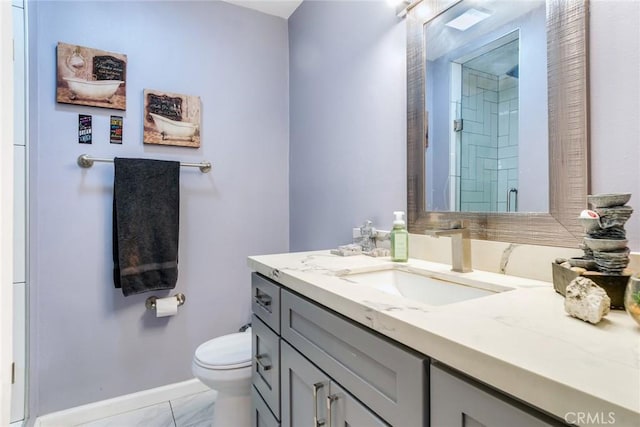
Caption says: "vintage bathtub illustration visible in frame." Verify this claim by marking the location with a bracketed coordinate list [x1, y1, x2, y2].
[143, 89, 201, 148]
[149, 113, 199, 140]
[56, 42, 127, 110]
[63, 77, 124, 101]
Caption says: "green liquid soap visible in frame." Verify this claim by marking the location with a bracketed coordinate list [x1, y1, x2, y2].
[391, 211, 408, 262]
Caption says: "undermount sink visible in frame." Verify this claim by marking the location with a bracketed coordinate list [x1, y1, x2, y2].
[340, 268, 513, 306]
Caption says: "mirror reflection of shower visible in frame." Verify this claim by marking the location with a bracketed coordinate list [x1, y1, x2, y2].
[424, 0, 547, 213]
[449, 31, 519, 212]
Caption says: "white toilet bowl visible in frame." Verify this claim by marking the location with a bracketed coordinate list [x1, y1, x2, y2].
[192, 328, 252, 427]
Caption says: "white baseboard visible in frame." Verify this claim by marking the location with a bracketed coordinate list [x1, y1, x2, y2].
[34, 379, 211, 427]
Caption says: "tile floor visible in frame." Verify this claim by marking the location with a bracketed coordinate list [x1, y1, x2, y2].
[75, 390, 216, 427]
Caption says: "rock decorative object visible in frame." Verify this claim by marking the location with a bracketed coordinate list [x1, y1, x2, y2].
[552, 259, 629, 309]
[330, 244, 362, 256]
[576, 193, 633, 274]
[564, 277, 611, 324]
[366, 247, 391, 257]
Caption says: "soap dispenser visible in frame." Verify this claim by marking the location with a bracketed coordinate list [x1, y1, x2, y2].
[391, 211, 408, 262]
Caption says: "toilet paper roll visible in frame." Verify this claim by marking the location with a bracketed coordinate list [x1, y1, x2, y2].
[155, 296, 179, 317]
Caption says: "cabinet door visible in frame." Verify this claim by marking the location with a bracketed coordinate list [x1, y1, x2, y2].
[431, 364, 563, 427]
[281, 341, 330, 427]
[252, 315, 281, 419]
[328, 382, 388, 427]
[252, 386, 280, 427]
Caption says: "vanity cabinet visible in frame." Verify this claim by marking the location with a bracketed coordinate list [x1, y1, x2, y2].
[430, 363, 563, 427]
[250, 272, 428, 427]
[250, 271, 561, 427]
[281, 340, 387, 427]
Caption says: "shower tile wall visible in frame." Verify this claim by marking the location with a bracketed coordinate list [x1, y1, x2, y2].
[460, 67, 519, 212]
[460, 68, 498, 212]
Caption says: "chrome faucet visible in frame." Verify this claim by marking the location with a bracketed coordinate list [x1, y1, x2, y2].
[425, 226, 472, 273]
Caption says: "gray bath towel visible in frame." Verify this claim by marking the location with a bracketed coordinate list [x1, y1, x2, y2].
[113, 158, 180, 296]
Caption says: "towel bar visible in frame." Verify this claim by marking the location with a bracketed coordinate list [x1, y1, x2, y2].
[145, 293, 186, 310]
[77, 154, 212, 173]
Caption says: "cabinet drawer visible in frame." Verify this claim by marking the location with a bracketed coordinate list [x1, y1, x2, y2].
[252, 273, 281, 333]
[281, 289, 428, 427]
[252, 386, 280, 427]
[431, 363, 563, 427]
[252, 314, 280, 420]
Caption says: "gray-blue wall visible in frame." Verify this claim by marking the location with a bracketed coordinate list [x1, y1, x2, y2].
[288, 1, 407, 251]
[24, 0, 640, 420]
[28, 0, 289, 415]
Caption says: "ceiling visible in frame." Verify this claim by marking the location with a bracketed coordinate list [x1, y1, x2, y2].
[221, 0, 304, 19]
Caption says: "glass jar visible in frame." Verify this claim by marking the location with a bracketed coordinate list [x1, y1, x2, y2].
[624, 275, 640, 326]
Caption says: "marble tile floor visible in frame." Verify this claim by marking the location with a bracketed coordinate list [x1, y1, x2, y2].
[75, 390, 216, 427]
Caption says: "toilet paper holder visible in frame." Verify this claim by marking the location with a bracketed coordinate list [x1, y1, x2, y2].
[145, 293, 186, 311]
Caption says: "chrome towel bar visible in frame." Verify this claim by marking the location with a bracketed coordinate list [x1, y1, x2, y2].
[77, 154, 212, 173]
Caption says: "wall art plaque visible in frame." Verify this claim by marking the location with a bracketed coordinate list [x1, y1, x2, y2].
[143, 89, 201, 148]
[57, 42, 127, 110]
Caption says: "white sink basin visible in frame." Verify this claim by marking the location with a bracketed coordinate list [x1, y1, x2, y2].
[341, 268, 512, 306]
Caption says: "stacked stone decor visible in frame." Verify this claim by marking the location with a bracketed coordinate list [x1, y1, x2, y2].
[552, 193, 633, 310]
[579, 193, 632, 274]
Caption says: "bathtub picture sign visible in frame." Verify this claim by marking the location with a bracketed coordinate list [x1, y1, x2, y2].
[56, 42, 127, 110]
[143, 89, 201, 148]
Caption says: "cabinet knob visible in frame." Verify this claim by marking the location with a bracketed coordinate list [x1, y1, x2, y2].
[254, 354, 272, 371]
[253, 292, 272, 311]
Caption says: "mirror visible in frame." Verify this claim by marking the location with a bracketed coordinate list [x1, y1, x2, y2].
[407, 0, 590, 247]
[425, 1, 547, 213]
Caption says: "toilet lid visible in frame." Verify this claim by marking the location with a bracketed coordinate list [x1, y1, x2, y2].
[194, 330, 252, 370]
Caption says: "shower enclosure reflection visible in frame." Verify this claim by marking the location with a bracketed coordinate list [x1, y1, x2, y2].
[425, 0, 547, 213]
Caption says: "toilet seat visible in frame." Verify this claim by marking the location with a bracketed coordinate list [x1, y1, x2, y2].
[194, 330, 252, 370]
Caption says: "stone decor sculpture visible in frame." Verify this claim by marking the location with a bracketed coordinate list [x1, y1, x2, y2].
[552, 193, 633, 310]
[564, 277, 611, 324]
[577, 193, 632, 274]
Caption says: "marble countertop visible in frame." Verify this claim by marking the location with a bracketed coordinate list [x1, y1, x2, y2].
[248, 251, 640, 426]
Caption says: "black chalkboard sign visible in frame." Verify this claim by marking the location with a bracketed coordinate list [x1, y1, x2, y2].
[78, 114, 92, 144]
[146, 93, 183, 122]
[93, 55, 126, 81]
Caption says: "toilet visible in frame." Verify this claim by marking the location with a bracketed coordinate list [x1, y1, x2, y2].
[192, 328, 252, 427]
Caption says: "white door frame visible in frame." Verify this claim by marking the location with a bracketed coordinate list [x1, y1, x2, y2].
[1, 1, 15, 425]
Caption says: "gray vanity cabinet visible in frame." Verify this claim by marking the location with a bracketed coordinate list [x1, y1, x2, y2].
[281, 340, 387, 427]
[251, 272, 428, 426]
[280, 288, 428, 426]
[251, 272, 570, 427]
[430, 364, 563, 427]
